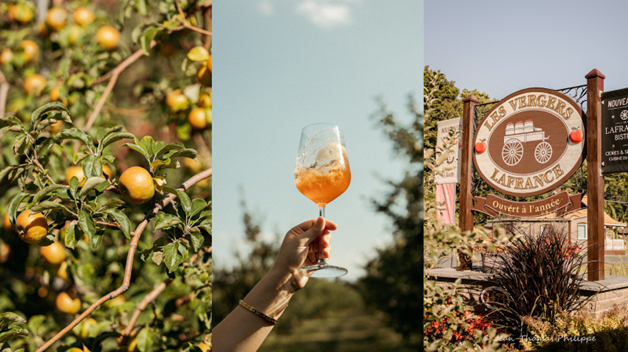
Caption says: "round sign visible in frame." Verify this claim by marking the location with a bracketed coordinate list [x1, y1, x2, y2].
[473, 88, 585, 197]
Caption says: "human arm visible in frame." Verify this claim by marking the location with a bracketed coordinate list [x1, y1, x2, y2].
[212, 217, 335, 352]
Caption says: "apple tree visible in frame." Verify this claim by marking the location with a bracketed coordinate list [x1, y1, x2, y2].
[0, 1, 212, 351]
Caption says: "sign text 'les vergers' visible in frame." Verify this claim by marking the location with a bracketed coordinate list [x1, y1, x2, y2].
[473, 88, 586, 197]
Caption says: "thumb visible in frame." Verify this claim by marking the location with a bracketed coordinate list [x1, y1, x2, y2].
[301, 217, 326, 245]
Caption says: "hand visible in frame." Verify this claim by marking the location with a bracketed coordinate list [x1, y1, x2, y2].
[271, 217, 337, 291]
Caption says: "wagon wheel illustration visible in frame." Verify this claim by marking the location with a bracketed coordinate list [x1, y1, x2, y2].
[502, 139, 524, 166]
[534, 142, 552, 164]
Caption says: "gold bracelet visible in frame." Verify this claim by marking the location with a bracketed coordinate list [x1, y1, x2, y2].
[239, 300, 278, 325]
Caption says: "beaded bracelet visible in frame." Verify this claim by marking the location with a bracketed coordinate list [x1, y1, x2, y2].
[239, 300, 278, 325]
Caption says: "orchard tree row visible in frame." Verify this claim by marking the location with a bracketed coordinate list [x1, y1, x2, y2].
[0, 1, 213, 351]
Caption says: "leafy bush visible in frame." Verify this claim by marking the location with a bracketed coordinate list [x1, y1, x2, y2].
[487, 224, 589, 334]
[424, 278, 507, 352]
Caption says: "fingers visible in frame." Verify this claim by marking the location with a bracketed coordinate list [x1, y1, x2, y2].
[311, 231, 332, 259]
[293, 217, 337, 245]
[292, 217, 338, 235]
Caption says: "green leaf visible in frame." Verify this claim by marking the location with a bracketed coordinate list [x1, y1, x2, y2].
[0, 166, 12, 183]
[33, 184, 67, 204]
[151, 251, 164, 265]
[69, 176, 79, 199]
[135, 0, 148, 16]
[178, 241, 188, 259]
[30, 201, 69, 214]
[153, 213, 183, 233]
[0, 116, 21, 129]
[187, 46, 210, 62]
[100, 132, 134, 151]
[0, 312, 26, 330]
[91, 233, 103, 250]
[78, 211, 96, 245]
[82, 155, 102, 180]
[73, 152, 89, 165]
[30, 102, 70, 127]
[167, 148, 198, 160]
[138, 136, 155, 158]
[162, 186, 178, 196]
[79, 177, 107, 199]
[190, 232, 204, 252]
[0, 326, 28, 344]
[55, 128, 92, 148]
[103, 208, 132, 240]
[7, 193, 28, 227]
[63, 222, 80, 249]
[189, 198, 207, 218]
[176, 190, 192, 215]
[98, 198, 126, 212]
[150, 160, 167, 169]
[123, 143, 149, 160]
[13, 133, 25, 154]
[140, 28, 160, 55]
[136, 326, 153, 352]
[163, 242, 183, 273]
[153, 141, 178, 159]
[198, 223, 211, 236]
[27, 315, 46, 336]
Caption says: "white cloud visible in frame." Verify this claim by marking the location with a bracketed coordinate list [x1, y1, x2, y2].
[296, 0, 360, 29]
[259, 0, 274, 15]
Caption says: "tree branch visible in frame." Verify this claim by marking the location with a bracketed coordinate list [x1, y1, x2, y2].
[192, 132, 212, 167]
[36, 168, 212, 351]
[202, 7, 212, 50]
[0, 68, 9, 119]
[33, 149, 58, 185]
[122, 277, 174, 337]
[83, 42, 157, 132]
[94, 220, 123, 230]
[176, 0, 213, 37]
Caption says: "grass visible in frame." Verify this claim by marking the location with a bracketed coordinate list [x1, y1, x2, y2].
[259, 308, 417, 352]
[576, 261, 628, 276]
[606, 262, 628, 276]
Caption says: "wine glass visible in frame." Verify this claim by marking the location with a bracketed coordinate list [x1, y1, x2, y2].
[294, 123, 350, 277]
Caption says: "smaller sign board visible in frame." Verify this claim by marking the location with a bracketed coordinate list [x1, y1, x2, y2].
[602, 88, 628, 174]
[435, 118, 461, 184]
[472, 191, 582, 218]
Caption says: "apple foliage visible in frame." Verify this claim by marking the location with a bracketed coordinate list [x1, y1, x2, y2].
[0, 0, 212, 351]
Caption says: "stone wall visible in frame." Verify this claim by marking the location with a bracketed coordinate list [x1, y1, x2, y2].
[428, 268, 628, 318]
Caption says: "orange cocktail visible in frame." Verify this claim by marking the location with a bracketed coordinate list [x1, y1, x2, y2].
[295, 165, 351, 206]
[294, 123, 350, 277]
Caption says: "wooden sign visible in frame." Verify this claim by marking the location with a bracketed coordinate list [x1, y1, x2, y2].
[601, 87, 628, 174]
[473, 88, 585, 197]
[473, 191, 582, 217]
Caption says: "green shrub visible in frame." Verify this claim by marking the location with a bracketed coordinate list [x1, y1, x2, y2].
[424, 278, 508, 352]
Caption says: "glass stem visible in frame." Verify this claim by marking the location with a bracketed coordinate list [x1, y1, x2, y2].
[318, 205, 325, 264]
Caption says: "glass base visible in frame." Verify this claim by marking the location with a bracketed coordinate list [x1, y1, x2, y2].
[299, 261, 348, 278]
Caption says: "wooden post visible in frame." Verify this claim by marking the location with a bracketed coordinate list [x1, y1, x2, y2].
[458, 95, 479, 271]
[586, 69, 605, 281]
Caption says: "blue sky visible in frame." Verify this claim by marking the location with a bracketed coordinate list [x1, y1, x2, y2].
[213, 1, 423, 281]
[425, 1, 628, 101]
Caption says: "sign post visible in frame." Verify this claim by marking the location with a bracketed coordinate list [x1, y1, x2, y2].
[458, 95, 478, 271]
[586, 69, 605, 281]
